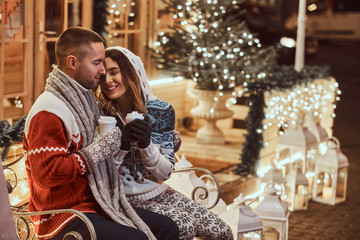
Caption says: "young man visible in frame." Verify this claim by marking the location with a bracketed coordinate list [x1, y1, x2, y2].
[23, 27, 178, 240]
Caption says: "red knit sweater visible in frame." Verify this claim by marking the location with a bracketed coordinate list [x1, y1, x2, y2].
[23, 111, 101, 239]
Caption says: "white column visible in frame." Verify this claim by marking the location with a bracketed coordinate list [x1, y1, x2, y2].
[295, 0, 306, 72]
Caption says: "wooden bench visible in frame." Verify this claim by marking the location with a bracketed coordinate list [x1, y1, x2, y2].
[2, 145, 221, 240]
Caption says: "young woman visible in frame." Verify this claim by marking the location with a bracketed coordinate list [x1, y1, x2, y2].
[97, 46, 234, 240]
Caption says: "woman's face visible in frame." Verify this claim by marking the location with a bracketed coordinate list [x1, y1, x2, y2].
[100, 57, 127, 100]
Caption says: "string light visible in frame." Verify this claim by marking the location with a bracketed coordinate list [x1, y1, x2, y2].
[263, 81, 339, 131]
[14, 97, 23, 108]
[106, 0, 137, 45]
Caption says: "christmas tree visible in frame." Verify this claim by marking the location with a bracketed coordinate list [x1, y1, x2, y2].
[152, 0, 277, 92]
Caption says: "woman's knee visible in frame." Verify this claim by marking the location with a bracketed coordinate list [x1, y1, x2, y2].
[174, 213, 196, 240]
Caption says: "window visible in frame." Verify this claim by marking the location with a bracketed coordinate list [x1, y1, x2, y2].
[106, 1, 146, 65]
[0, 0, 33, 123]
[105, 0, 176, 80]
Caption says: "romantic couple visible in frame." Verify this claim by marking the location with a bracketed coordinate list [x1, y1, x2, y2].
[23, 27, 233, 240]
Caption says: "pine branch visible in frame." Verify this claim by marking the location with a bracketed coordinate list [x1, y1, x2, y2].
[0, 116, 26, 161]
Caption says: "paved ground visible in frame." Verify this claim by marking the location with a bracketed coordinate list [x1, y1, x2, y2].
[288, 40, 360, 240]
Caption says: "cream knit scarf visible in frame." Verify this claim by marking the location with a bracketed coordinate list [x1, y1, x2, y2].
[45, 66, 156, 240]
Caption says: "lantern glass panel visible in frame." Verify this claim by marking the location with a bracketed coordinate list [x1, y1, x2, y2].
[315, 171, 333, 201]
[263, 226, 280, 240]
[238, 230, 262, 240]
[278, 150, 305, 176]
[306, 173, 315, 199]
[306, 148, 317, 173]
[336, 167, 347, 199]
[278, 148, 293, 176]
[294, 185, 308, 209]
[285, 184, 308, 210]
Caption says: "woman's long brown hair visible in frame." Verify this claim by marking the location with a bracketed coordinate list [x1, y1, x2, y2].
[96, 49, 147, 117]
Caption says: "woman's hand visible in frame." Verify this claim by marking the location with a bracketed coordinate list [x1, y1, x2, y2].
[129, 118, 151, 149]
[120, 123, 133, 150]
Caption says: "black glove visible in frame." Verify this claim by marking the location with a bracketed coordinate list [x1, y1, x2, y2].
[129, 118, 151, 149]
[173, 131, 182, 153]
[120, 123, 134, 150]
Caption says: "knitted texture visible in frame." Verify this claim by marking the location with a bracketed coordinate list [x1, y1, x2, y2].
[78, 127, 122, 172]
[115, 99, 175, 200]
[45, 66, 156, 240]
[45, 66, 98, 148]
[24, 98, 98, 238]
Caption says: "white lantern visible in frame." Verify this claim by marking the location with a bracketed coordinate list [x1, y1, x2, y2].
[313, 137, 349, 205]
[276, 115, 318, 177]
[218, 193, 262, 239]
[255, 183, 290, 240]
[304, 112, 329, 199]
[237, 194, 263, 240]
[285, 161, 309, 211]
[260, 162, 286, 201]
[304, 111, 329, 166]
[304, 111, 329, 143]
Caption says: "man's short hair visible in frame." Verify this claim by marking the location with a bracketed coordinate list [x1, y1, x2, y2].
[55, 27, 104, 67]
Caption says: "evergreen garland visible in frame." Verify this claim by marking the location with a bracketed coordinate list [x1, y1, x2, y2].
[0, 116, 26, 161]
[247, 64, 330, 93]
[234, 91, 265, 176]
[233, 65, 330, 175]
[93, 0, 109, 46]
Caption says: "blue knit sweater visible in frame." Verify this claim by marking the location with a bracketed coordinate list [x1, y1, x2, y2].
[115, 99, 176, 200]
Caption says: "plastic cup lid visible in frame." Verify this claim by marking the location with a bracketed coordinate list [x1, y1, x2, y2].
[126, 111, 144, 121]
[98, 116, 117, 124]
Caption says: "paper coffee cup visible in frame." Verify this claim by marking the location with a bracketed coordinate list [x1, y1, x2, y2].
[98, 116, 117, 135]
[125, 111, 144, 123]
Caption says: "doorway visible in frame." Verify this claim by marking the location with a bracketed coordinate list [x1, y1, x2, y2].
[0, 0, 92, 122]
[33, 0, 92, 99]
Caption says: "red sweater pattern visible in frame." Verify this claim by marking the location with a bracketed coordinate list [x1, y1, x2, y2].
[23, 111, 101, 239]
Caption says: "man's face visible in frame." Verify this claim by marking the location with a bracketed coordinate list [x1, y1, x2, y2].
[74, 42, 106, 90]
